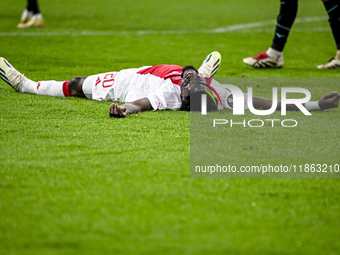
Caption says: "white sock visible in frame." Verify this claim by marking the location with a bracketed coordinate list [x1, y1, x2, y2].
[266, 47, 283, 58]
[36, 80, 67, 97]
[335, 50, 340, 60]
[32, 13, 43, 20]
[20, 78, 38, 94]
[22, 9, 33, 19]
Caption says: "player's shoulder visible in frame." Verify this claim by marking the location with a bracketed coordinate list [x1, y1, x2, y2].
[138, 64, 183, 78]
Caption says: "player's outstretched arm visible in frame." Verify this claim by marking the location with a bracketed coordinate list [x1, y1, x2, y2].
[109, 97, 152, 118]
[251, 91, 340, 111]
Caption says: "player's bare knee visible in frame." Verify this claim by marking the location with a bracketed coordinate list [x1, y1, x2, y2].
[68, 76, 87, 97]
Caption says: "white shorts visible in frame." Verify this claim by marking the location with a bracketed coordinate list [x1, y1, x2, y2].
[82, 71, 121, 101]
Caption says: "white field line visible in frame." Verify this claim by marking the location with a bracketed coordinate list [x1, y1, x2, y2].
[0, 16, 327, 37]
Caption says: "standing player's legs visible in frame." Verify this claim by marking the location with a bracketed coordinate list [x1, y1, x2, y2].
[18, 0, 44, 28]
[0, 57, 86, 98]
[243, 0, 298, 68]
[27, 0, 41, 15]
[271, 0, 299, 52]
[318, 0, 340, 68]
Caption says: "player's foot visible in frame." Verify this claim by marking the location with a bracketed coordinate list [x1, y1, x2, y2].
[198, 51, 221, 78]
[17, 13, 44, 28]
[0, 58, 28, 91]
[18, 9, 33, 25]
[243, 51, 284, 68]
[317, 58, 340, 69]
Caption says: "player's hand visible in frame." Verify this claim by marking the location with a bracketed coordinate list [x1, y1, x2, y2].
[318, 91, 340, 110]
[109, 103, 127, 118]
[180, 65, 207, 111]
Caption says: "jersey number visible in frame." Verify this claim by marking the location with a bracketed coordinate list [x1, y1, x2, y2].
[102, 73, 118, 88]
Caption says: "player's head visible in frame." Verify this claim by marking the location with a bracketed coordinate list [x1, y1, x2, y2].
[180, 66, 218, 112]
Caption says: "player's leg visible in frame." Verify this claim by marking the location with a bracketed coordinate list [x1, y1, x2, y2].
[18, 0, 44, 28]
[243, 0, 298, 68]
[271, 0, 298, 52]
[18, 1, 33, 25]
[318, 0, 340, 68]
[0, 57, 85, 98]
[27, 0, 41, 15]
[36, 77, 88, 98]
[68, 77, 87, 97]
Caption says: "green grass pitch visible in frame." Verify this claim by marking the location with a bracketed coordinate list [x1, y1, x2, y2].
[1, 0, 340, 254]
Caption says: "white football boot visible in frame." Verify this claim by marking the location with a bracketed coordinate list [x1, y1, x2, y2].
[18, 13, 44, 29]
[318, 50, 340, 69]
[0, 57, 30, 92]
[198, 51, 221, 78]
[18, 9, 33, 26]
[243, 51, 284, 68]
[317, 58, 340, 69]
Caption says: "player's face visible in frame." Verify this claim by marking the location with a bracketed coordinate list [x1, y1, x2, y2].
[180, 77, 201, 104]
[180, 82, 190, 103]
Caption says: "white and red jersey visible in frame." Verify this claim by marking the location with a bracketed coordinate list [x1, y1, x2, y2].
[82, 65, 183, 110]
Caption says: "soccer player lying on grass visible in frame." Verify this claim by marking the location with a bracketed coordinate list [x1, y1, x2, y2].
[0, 52, 339, 118]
